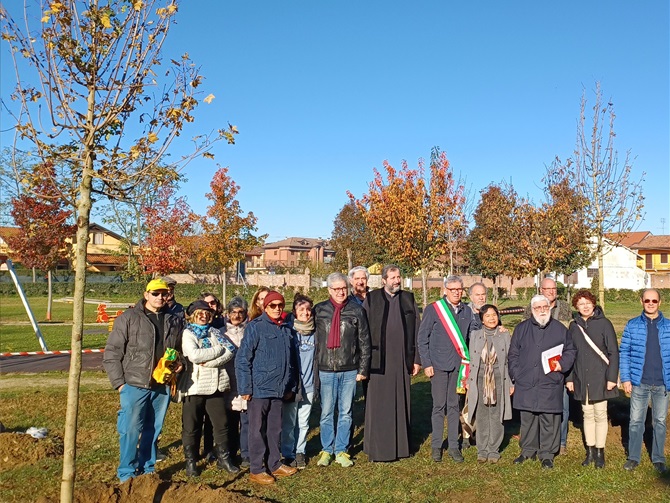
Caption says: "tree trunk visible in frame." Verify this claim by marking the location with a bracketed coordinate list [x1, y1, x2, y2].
[421, 268, 428, 309]
[346, 248, 353, 272]
[597, 242, 605, 309]
[46, 270, 53, 321]
[32, 266, 36, 283]
[221, 268, 227, 307]
[60, 169, 92, 503]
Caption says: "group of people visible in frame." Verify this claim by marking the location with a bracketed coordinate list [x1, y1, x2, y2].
[102, 270, 670, 486]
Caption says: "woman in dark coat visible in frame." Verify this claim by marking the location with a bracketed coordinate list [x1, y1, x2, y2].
[566, 289, 619, 469]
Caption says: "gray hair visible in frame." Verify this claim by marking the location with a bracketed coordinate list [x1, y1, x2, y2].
[382, 264, 400, 280]
[530, 294, 550, 307]
[348, 265, 369, 280]
[327, 272, 349, 288]
[227, 296, 248, 312]
[444, 275, 464, 288]
[468, 282, 487, 296]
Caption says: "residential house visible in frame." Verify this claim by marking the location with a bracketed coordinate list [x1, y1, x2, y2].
[630, 234, 670, 289]
[262, 237, 334, 268]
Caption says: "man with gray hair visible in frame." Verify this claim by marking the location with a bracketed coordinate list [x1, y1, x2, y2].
[508, 294, 576, 469]
[418, 275, 474, 463]
[468, 282, 488, 330]
[348, 266, 370, 306]
[313, 272, 371, 467]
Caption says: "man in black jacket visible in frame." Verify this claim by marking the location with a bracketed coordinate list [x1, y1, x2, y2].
[313, 272, 371, 468]
[363, 264, 420, 462]
[103, 278, 184, 482]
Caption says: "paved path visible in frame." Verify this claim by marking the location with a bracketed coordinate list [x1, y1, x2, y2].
[0, 351, 105, 374]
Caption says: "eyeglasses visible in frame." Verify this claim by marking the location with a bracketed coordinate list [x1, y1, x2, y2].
[532, 305, 550, 311]
[643, 299, 659, 304]
[446, 288, 463, 293]
[267, 303, 284, 309]
[229, 310, 246, 316]
[206, 300, 218, 306]
[329, 287, 348, 293]
[576, 302, 593, 307]
[149, 291, 169, 297]
[541, 287, 557, 291]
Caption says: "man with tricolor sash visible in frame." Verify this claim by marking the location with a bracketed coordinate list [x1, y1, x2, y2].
[418, 275, 474, 463]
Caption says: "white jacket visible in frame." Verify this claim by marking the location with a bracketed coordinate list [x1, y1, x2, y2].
[182, 326, 233, 396]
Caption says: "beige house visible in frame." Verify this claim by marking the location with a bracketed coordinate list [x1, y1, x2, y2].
[262, 237, 335, 268]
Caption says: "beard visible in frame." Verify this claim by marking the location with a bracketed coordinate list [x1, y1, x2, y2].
[533, 312, 551, 327]
[471, 301, 485, 311]
[385, 284, 401, 294]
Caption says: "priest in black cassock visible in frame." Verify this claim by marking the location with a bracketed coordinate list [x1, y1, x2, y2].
[363, 264, 421, 462]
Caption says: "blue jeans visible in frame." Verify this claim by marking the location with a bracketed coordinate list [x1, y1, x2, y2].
[628, 383, 669, 464]
[319, 370, 357, 455]
[282, 391, 314, 458]
[117, 384, 170, 482]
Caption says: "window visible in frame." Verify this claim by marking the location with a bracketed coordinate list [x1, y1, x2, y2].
[587, 268, 598, 278]
[646, 254, 653, 269]
[93, 233, 104, 245]
[273, 250, 277, 256]
[661, 253, 668, 264]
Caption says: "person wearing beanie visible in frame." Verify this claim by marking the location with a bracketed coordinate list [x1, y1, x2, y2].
[103, 278, 185, 482]
[235, 291, 299, 485]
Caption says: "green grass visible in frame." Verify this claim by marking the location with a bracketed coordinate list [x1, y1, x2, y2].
[0, 373, 668, 503]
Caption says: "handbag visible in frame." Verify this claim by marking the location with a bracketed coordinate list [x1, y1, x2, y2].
[170, 368, 189, 403]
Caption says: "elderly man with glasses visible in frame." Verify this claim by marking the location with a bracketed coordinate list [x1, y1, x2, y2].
[313, 272, 371, 468]
[103, 278, 185, 482]
[418, 275, 475, 463]
[509, 294, 576, 469]
[620, 288, 670, 473]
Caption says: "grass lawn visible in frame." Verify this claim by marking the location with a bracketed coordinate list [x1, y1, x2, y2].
[0, 372, 669, 502]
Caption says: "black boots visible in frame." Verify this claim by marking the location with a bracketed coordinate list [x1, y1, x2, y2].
[183, 445, 199, 477]
[214, 445, 240, 474]
[594, 447, 605, 469]
[582, 446, 605, 468]
[582, 446, 596, 466]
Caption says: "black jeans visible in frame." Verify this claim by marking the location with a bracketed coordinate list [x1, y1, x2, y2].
[182, 391, 229, 451]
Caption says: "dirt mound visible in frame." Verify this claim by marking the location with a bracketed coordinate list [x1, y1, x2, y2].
[0, 432, 63, 470]
[37, 474, 265, 503]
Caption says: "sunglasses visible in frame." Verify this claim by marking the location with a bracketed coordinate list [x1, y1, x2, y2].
[643, 299, 659, 304]
[149, 291, 169, 297]
[267, 303, 284, 309]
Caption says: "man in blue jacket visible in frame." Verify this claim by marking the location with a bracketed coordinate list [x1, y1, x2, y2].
[620, 288, 670, 473]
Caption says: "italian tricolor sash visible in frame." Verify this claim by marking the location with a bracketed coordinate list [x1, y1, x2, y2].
[434, 298, 470, 394]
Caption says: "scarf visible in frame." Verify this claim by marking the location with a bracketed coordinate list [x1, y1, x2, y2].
[189, 323, 236, 353]
[327, 298, 347, 349]
[481, 327, 498, 406]
[293, 317, 315, 335]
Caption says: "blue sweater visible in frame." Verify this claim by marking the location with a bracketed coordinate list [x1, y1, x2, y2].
[619, 311, 670, 391]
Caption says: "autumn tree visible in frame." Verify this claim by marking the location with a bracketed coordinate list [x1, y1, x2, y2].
[352, 150, 466, 306]
[8, 162, 77, 320]
[330, 200, 386, 272]
[193, 166, 264, 304]
[0, 2, 237, 500]
[569, 83, 645, 307]
[140, 184, 198, 276]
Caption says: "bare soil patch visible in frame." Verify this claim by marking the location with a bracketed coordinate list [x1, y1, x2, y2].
[0, 432, 64, 470]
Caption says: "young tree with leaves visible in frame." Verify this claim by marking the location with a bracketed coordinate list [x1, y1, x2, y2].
[352, 150, 466, 306]
[8, 162, 77, 320]
[195, 166, 264, 304]
[1, 2, 237, 500]
[330, 200, 385, 272]
[569, 83, 645, 307]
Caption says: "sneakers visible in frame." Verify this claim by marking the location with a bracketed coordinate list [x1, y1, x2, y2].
[653, 462, 666, 474]
[155, 450, 167, 463]
[541, 459, 554, 469]
[335, 452, 354, 467]
[295, 453, 307, 469]
[623, 459, 639, 471]
[317, 451, 332, 467]
[431, 448, 443, 462]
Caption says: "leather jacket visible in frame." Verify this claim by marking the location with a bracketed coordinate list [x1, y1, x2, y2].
[313, 299, 371, 376]
[103, 299, 184, 390]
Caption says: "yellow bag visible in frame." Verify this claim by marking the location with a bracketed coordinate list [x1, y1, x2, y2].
[152, 348, 179, 384]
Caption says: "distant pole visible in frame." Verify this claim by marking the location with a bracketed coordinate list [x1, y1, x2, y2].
[6, 259, 48, 351]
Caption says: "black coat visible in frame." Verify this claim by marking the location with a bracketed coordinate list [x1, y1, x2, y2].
[566, 307, 619, 402]
[508, 317, 576, 413]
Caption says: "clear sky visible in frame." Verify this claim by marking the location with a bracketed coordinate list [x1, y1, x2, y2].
[2, 1, 669, 243]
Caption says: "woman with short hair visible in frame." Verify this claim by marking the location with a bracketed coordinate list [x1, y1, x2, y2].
[566, 289, 619, 469]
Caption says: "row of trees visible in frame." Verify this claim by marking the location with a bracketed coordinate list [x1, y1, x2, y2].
[333, 85, 645, 308]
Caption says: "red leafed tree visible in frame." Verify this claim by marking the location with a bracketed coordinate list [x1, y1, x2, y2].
[140, 185, 198, 276]
[351, 148, 466, 306]
[194, 166, 264, 303]
[8, 162, 76, 320]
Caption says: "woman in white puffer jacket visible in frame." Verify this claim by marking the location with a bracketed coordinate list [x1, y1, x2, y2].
[181, 300, 239, 476]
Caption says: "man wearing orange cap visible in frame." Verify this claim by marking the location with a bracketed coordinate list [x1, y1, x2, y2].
[103, 278, 185, 482]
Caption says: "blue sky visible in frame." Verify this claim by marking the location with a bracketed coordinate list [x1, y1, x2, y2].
[2, 1, 669, 243]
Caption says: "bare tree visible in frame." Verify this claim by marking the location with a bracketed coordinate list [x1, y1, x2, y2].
[571, 83, 645, 307]
[0, 2, 237, 501]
